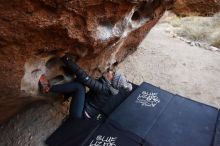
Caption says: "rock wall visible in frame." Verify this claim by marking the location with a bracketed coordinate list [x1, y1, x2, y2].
[0, 0, 173, 123]
[173, 0, 220, 16]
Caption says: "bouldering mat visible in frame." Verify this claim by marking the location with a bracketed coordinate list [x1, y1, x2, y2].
[45, 118, 100, 146]
[45, 118, 152, 146]
[83, 120, 152, 146]
[213, 112, 220, 146]
[109, 82, 219, 146]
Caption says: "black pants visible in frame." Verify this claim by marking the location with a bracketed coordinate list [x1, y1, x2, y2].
[50, 82, 86, 119]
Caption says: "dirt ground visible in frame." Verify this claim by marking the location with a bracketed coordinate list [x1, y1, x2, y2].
[0, 18, 220, 146]
[117, 22, 220, 108]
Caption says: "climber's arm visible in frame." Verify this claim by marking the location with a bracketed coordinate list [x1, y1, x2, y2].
[61, 56, 111, 95]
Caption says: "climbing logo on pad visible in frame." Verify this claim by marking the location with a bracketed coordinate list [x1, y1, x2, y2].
[89, 135, 117, 146]
[136, 91, 160, 107]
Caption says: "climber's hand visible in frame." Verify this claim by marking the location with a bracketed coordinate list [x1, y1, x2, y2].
[61, 55, 72, 65]
[61, 55, 79, 73]
[39, 74, 50, 93]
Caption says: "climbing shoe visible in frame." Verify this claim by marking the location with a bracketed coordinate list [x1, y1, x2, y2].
[39, 74, 50, 93]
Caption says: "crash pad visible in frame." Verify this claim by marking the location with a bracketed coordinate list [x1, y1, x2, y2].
[109, 82, 219, 146]
[45, 118, 152, 146]
[213, 112, 220, 146]
[45, 118, 100, 146]
[83, 121, 152, 146]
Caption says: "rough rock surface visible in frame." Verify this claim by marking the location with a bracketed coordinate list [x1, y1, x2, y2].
[0, 0, 173, 123]
[173, 0, 220, 16]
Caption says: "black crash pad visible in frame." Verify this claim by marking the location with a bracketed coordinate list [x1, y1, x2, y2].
[45, 118, 152, 146]
[109, 82, 219, 146]
[213, 112, 220, 146]
[45, 118, 100, 146]
[83, 121, 152, 146]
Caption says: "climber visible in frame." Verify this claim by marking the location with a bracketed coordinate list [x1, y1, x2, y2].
[39, 55, 135, 121]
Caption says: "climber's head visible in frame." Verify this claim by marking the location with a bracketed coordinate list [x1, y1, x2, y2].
[104, 69, 133, 91]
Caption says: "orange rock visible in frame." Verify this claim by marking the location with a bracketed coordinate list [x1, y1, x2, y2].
[0, 0, 173, 123]
[173, 0, 220, 16]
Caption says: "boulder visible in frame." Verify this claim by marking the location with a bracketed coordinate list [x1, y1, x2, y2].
[0, 0, 173, 123]
[173, 0, 220, 16]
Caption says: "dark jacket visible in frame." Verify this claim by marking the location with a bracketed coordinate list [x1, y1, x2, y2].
[62, 56, 136, 119]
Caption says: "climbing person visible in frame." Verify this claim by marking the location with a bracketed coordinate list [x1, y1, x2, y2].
[39, 55, 135, 121]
